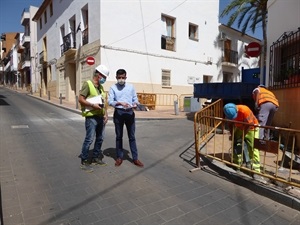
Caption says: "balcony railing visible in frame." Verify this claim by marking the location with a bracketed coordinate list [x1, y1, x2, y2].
[82, 27, 89, 46]
[21, 35, 30, 47]
[39, 51, 46, 64]
[161, 35, 176, 51]
[21, 53, 30, 62]
[60, 32, 76, 55]
[222, 49, 238, 64]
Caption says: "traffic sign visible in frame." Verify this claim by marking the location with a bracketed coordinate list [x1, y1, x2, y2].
[245, 42, 261, 57]
[86, 56, 95, 65]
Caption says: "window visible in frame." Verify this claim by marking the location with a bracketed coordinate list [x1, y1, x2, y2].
[162, 69, 171, 87]
[44, 10, 47, 24]
[50, 2, 53, 17]
[161, 15, 176, 51]
[269, 29, 300, 88]
[189, 23, 198, 41]
[81, 6, 89, 45]
[203, 75, 212, 83]
[39, 18, 42, 30]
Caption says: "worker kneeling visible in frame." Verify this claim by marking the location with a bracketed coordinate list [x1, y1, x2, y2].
[223, 103, 261, 173]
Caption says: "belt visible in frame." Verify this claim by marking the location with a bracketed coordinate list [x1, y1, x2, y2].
[115, 108, 133, 112]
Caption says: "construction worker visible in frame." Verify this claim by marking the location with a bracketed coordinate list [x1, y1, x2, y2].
[223, 103, 261, 175]
[252, 85, 279, 140]
[78, 64, 109, 172]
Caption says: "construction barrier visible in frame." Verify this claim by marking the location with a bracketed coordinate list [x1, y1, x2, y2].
[137, 93, 157, 110]
[192, 99, 300, 188]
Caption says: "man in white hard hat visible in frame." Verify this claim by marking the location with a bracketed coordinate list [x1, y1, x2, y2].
[78, 64, 109, 172]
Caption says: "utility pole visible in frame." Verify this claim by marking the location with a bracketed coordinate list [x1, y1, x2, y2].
[260, 43, 265, 86]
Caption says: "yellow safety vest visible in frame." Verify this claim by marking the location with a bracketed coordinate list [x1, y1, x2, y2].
[81, 80, 105, 117]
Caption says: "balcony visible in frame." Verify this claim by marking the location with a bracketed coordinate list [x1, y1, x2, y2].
[1, 40, 6, 51]
[221, 49, 238, 67]
[21, 35, 30, 47]
[21, 53, 30, 69]
[21, 8, 30, 26]
[18, 61, 23, 71]
[82, 27, 89, 46]
[161, 35, 176, 51]
[17, 45, 25, 53]
[39, 51, 47, 64]
[60, 32, 76, 56]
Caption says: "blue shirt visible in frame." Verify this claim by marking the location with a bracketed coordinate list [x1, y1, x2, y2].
[108, 83, 139, 108]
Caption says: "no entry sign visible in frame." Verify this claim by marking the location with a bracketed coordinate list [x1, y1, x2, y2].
[245, 42, 261, 57]
[86, 56, 95, 65]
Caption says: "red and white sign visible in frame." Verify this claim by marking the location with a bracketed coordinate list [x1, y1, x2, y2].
[86, 56, 95, 65]
[245, 42, 261, 57]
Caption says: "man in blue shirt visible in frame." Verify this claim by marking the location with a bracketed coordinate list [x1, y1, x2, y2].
[108, 69, 144, 168]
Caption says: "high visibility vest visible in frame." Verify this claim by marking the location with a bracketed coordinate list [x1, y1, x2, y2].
[234, 105, 258, 130]
[257, 87, 279, 107]
[81, 80, 105, 117]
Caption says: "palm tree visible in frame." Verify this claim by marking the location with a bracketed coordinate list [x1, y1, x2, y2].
[220, 0, 268, 82]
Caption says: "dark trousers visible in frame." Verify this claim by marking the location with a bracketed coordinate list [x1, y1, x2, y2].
[113, 109, 138, 160]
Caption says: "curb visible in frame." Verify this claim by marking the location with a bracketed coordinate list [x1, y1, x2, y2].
[25, 93, 186, 121]
[200, 156, 300, 211]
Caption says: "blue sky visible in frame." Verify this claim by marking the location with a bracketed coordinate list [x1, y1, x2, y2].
[0, 0, 43, 34]
[0, 0, 262, 40]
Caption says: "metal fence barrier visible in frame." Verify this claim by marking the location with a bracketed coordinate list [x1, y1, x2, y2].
[192, 99, 300, 188]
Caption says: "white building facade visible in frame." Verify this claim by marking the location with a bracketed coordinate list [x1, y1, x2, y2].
[32, 0, 260, 107]
[100, 1, 221, 94]
[32, 0, 221, 103]
[20, 6, 39, 92]
[218, 24, 260, 83]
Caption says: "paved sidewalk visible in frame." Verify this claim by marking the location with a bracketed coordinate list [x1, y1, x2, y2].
[23, 90, 190, 120]
[8, 87, 300, 211]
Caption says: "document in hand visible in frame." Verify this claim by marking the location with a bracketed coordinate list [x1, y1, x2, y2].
[85, 95, 103, 111]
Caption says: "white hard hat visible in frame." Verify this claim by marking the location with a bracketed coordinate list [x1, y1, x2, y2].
[95, 64, 109, 77]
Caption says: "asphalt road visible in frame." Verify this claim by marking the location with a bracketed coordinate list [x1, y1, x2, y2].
[0, 87, 299, 225]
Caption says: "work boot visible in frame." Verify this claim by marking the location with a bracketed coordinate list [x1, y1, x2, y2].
[92, 158, 107, 166]
[80, 159, 94, 172]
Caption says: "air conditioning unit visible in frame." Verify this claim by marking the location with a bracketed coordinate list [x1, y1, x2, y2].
[219, 31, 227, 41]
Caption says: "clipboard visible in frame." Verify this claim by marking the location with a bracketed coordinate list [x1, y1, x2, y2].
[85, 95, 103, 112]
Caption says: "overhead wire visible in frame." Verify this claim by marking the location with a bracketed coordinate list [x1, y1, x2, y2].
[106, 0, 188, 46]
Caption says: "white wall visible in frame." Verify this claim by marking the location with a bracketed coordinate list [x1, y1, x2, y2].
[29, 6, 39, 92]
[100, 0, 220, 86]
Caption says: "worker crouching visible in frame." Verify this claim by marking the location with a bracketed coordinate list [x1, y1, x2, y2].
[223, 103, 261, 173]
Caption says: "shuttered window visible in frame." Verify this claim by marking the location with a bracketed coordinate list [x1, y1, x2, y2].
[162, 69, 171, 87]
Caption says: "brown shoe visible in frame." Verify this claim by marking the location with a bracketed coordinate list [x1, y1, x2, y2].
[133, 159, 144, 168]
[115, 158, 123, 167]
